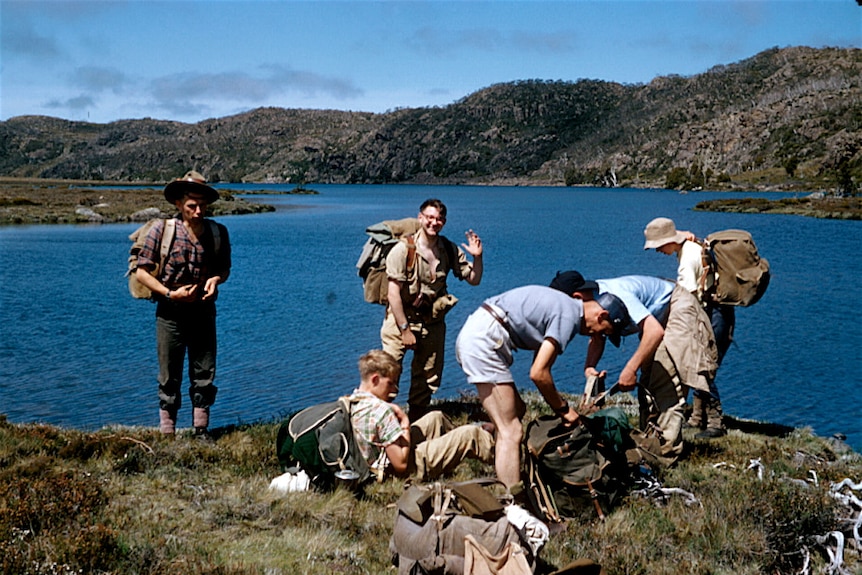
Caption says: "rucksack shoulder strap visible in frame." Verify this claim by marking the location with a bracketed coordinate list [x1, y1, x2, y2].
[159, 219, 176, 274]
[205, 219, 221, 254]
[404, 234, 416, 271]
[440, 236, 463, 280]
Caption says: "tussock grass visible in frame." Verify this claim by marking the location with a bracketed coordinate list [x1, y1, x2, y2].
[0, 398, 859, 575]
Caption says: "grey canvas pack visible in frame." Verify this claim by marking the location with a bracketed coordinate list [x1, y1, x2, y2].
[126, 218, 221, 300]
[389, 479, 534, 575]
[275, 397, 371, 491]
[524, 408, 634, 522]
[702, 229, 770, 307]
[356, 217, 462, 305]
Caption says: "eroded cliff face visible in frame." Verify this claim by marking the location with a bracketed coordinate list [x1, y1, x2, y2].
[1, 47, 859, 191]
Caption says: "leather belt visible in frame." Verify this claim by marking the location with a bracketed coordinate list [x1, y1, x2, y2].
[481, 302, 509, 329]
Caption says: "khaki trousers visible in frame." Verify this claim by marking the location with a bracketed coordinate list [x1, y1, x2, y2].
[381, 310, 447, 414]
[638, 344, 688, 462]
[410, 412, 495, 481]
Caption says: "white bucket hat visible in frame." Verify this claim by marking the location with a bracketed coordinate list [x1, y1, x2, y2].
[643, 217, 687, 250]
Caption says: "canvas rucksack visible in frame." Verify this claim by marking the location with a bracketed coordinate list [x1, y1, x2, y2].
[275, 397, 371, 491]
[701, 229, 770, 307]
[127, 218, 220, 300]
[524, 407, 635, 522]
[389, 479, 536, 575]
[356, 217, 462, 305]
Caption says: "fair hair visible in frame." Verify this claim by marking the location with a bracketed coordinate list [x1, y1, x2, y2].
[358, 350, 401, 381]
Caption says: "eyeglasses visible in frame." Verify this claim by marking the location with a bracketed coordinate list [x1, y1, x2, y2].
[420, 212, 446, 223]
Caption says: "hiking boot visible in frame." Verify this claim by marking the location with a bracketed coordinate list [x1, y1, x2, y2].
[696, 427, 727, 439]
[686, 395, 706, 430]
[702, 396, 726, 438]
[194, 427, 214, 442]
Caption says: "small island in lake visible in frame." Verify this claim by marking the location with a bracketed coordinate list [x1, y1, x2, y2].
[694, 194, 862, 220]
[0, 179, 285, 225]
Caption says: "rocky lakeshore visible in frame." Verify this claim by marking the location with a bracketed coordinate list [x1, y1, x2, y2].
[0, 179, 278, 225]
[694, 195, 862, 220]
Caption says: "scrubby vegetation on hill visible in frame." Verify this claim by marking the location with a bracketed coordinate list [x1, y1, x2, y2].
[1, 394, 860, 575]
[0, 47, 859, 193]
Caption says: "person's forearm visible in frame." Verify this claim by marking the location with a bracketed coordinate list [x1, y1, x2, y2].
[387, 280, 409, 326]
[467, 255, 483, 285]
[626, 319, 664, 374]
[135, 267, 170, 298]
[584, 335, 606, 372]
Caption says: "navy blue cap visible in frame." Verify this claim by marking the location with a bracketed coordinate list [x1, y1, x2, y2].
[549, 270, 599, 295]
[595, 292, 630, 347]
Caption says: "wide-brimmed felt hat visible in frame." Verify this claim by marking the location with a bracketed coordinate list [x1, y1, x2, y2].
[164, 170, 219, 204]
[595, 292, 630, 348]
[548, 270, 599, 295]
[643, 217, 686, 250]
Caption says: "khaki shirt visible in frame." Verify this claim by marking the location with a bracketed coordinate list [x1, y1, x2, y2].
[386, 236, 472, 302]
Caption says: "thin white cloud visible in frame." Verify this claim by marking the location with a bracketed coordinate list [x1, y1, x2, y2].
[148, 65, 363, 113]
[70, 66, 130, 94]
[45, 94, 95, 112]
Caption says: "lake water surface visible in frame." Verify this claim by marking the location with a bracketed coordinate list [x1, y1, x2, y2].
[0, 185, 859, 450]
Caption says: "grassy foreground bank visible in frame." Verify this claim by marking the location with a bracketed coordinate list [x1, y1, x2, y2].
[1, 394, 860, 575]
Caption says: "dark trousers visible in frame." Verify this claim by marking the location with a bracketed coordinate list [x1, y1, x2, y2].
[155, 301, 219, 412]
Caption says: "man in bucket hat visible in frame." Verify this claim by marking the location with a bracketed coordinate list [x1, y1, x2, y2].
[135, 170, 232, 439]
[643, 217, 732, 439]
[454, 276, 630, 490]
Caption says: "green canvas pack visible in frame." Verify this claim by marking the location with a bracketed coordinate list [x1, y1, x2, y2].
[356, 217, 462, 305]
[702, 229, 770, 307]
[275, 397, 371, 491]
[524, 407, 635, 522]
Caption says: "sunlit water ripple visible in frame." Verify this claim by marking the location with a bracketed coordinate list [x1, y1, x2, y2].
[0, 185, 859, 450]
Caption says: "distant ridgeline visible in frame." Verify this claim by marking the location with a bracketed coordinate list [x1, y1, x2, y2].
[0, 47, 859, 193]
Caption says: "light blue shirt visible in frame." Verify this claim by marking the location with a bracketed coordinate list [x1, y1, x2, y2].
[597, 276, 674, 335]
[488, 285, 583, 353]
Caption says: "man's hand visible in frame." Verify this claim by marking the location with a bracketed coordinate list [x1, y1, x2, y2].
[560, 407, 581, 427]
[462, 229, 483, 257]
[202, 277, 221, 300]
[617, 366, 638, 391]
[390, 403, 411, 438]
[401, 328, 417, 349]
[585, 366, 607, 379]
[170, 284, 198, 302]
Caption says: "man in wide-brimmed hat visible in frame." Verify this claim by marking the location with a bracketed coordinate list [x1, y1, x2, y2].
[135, 170, 232, 439]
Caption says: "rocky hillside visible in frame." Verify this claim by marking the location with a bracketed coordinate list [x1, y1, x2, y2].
[1, 47, 859, 192]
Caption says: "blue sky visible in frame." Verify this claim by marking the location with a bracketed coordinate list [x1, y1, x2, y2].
[1, 1, 859, 124]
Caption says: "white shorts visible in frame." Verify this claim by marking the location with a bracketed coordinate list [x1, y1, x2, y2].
[455, 305, 515, 384]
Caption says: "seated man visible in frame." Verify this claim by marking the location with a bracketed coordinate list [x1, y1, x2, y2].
[350, 349, 494, 482]
[559, 273, 718, 464]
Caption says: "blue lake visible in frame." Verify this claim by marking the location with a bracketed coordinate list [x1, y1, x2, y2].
[0, 184, 859, 451]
